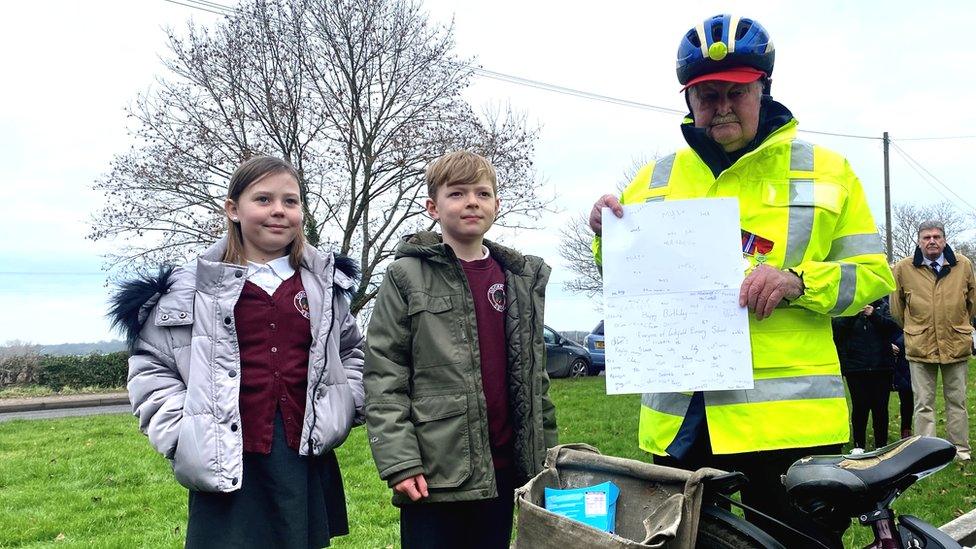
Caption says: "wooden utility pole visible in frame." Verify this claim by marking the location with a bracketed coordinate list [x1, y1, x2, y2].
[883, 131, 893, 262]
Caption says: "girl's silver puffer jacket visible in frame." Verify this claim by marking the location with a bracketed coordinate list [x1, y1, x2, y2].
[111, 237, 364, 493]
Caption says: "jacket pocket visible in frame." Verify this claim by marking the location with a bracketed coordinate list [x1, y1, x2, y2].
[407, 293, 461, 369]
[761, 180, 843, 214]
[902, 323, 935, 358]
[411, 394, 471, 488]
[947, 325, 975, 360]
[172, 415, 215, 492]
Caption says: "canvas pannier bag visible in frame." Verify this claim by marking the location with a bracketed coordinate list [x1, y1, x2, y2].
[515, 444, 724, 548]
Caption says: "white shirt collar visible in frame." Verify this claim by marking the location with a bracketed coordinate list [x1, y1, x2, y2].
[245, 256, 296, 295]
[246, 255, 294, 278]
[928, 254, 945, 267]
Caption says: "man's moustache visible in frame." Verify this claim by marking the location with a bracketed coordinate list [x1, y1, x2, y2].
[711, 117, 739, 125]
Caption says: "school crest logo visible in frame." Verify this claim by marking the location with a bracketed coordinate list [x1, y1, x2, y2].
[294, 290, 310, 319]
[488, 283, 506, 312]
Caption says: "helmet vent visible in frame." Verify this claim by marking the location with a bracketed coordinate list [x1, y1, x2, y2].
[710, 22, 723, 43]
[686, 29, 701, 48]
[735, 20, 752, 40]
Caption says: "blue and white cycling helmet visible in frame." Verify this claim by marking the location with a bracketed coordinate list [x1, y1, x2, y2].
[676, 14, 775, 89]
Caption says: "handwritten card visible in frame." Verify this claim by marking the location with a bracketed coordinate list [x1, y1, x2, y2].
[601, 198, 753, 394]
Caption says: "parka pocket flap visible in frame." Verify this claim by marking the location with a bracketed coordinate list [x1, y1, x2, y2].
[411, 394, 466, 423]
[903, 325, 928, 336]
[762, 179, 842, 214]
[953, 325, 974, 334]
[407, 294, 453, 316]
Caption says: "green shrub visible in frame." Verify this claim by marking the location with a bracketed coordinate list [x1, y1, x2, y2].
[37, 352, 129, 391]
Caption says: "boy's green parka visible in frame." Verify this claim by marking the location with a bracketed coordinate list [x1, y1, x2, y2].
[364, 231, 558, 505]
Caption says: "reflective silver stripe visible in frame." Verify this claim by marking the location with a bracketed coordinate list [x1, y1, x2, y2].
[707, 375, 845, 405]
[790, 140, 815, 171]
[649, 154, 675, 189]
[642, 392, 692, 417]
[829, 262, 858, 314]
[645, 196, 665, 203]
[783, 179, 815, 268]
[826, 233, 884, 261]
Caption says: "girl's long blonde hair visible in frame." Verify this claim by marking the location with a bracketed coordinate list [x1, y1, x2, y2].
[222, 156, 305, 269]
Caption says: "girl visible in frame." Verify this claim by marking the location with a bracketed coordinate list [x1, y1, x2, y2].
[110, 156, 364, 548]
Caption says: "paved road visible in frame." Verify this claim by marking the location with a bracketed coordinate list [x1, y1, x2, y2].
[0, 404, 131, 423]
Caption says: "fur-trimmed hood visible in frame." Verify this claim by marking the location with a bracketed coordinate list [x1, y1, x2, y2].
[109, 237, 359, 348]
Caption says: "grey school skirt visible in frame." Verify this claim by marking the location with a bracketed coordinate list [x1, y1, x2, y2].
[185, 412, 349, 549]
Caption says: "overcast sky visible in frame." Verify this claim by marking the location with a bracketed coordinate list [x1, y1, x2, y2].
[2, 0, 974, 344]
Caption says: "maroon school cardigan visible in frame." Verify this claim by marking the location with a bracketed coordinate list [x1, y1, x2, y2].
[234, 273, 312, 453]
[460, 255, 513, 469]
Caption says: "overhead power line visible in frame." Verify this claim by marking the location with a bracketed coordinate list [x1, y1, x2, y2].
[186, 0, 239, 12]
[161, 0, 234, 16]
[471, 67, 685, 115]
[795, 128, 880, 141]
[893, 134, 976, 142]
[164, 0, 973, 144]
[890, 143, 976, 213]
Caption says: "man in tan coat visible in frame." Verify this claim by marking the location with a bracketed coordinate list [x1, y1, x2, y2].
[891, 220, 976, 461]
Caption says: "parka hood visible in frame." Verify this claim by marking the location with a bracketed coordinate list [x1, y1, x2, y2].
[109, 237, 359, 348]
[108, 266, 177, 349]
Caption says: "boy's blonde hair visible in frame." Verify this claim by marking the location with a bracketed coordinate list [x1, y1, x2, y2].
[223, 156, 305, 269]
[425, 150, 498, 198]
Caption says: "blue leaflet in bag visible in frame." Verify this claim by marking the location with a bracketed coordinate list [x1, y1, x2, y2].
[544, 481, 620, 533]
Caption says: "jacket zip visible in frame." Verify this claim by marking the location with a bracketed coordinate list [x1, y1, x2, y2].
[449, 251, 494, 488]
[305, 259, 337, 455]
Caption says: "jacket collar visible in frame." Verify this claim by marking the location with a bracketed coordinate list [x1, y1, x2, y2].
[162, 237, 350, 312]
[681, 97, 796, 178]
[193, 236, 350, 288]
[396, 231, 533, 275]
[913, 243, 957, 268]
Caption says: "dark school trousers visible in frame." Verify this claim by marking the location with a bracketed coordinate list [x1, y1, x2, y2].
[654, 432, 846, 549]
[400, 467, 515, 549]
[897, 387, 914, 433]
[845, 371, 892, 449]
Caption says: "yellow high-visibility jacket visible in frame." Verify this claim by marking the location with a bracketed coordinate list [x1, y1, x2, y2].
[594, 119, 896, 454]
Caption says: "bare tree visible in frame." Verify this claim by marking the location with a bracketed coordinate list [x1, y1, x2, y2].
[558, 214, 602, 296]
[90, 0, 547, 314]
[557, 155, 655, 296]
[881, 202, 975, 261]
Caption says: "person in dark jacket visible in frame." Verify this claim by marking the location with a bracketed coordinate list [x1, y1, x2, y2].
[877, 295, 914, 440]
[832, 298, 902, 451]
[891, 331, 913, 440]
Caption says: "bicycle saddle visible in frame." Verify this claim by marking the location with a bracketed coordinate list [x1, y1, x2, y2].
[782, 436, 955, 518]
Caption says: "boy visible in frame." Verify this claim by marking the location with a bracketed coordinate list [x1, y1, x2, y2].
[364, 150, 558, 548]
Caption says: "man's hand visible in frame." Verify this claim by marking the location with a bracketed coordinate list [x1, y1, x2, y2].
[394, 474, 429, 501]
[589, 194, 624, 236]
[739, 265, 804, 321]
[891, 343, 900, 356]
[862, 304, 875, 316]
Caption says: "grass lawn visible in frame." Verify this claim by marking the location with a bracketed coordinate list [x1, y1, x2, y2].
[2, 374, 974, 548]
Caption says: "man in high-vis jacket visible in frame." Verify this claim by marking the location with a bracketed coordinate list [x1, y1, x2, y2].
[588, 14, 895, 547]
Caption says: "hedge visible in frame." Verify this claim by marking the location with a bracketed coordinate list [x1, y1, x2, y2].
[24, 352, 130, 391]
